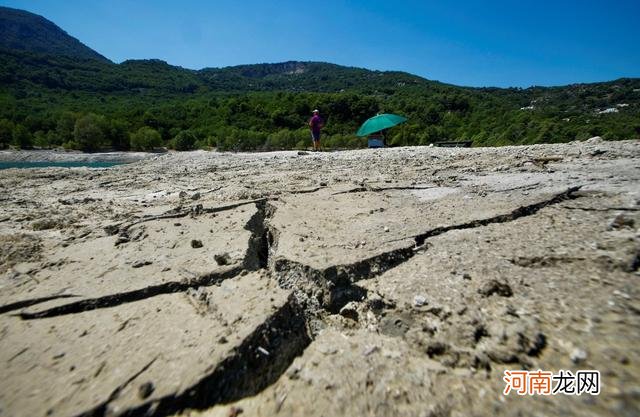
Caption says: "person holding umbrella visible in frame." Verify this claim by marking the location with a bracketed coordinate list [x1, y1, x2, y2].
[308, 109, 324, 151]
[356, 113, 407, 148]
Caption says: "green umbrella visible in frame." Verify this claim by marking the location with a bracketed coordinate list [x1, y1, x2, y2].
[356, 113, 407, 137]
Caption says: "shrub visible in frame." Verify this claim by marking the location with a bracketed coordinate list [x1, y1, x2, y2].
[12, 124, 33, 149]
[0, 119, 14, 149]
[73, 114, 107, 152]
[130, 127, 162, 151]
[173, 130, 197, 151]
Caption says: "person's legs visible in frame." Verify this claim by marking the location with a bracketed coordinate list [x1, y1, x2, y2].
[311, 131, 320, 151]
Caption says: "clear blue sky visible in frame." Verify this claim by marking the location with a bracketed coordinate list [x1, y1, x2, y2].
[2, 0, 639, 87]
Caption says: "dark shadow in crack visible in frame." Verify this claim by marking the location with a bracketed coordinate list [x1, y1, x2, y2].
[0, 294, 78, 315]
[19, 266, 243, 320]
[73, 296, 311, 417]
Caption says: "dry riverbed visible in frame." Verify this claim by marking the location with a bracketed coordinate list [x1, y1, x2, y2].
[0, 138, 639, 417]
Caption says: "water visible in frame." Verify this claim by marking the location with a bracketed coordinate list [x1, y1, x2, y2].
[0, 161, 128, 170]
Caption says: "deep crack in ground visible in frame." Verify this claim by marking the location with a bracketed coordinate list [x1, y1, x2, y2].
[9, 185, 587, 417]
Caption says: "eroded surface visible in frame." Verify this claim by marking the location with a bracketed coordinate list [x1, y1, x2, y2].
[1, 139, 639, 417]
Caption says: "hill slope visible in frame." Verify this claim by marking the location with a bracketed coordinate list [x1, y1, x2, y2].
[0, 6, 109, 62]
[0, 7, 638, 152]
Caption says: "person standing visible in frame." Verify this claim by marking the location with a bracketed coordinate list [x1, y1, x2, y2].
[308, 109, 324, 151]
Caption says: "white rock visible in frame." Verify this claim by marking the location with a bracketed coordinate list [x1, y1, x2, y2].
[570, 348, 587, 364]
[413, 295, 427, 307]
[586, 136, 603, 144]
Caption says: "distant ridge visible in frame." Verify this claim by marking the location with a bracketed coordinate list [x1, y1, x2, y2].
[0, 6, 110, 62]
[0, 6, 637, 152]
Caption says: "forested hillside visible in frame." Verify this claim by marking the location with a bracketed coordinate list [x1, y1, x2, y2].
[1, 7, 638, 152]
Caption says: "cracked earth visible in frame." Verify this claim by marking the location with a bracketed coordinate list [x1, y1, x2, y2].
[0, 139, 639, 417]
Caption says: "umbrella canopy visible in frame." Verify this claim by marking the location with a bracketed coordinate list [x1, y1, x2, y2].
[356, 113, 407, 137]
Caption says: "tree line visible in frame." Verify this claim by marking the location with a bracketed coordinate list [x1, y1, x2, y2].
[1, 53, 638, 152]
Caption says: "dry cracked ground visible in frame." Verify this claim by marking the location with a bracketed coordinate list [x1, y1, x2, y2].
[0, 138, 639, 417]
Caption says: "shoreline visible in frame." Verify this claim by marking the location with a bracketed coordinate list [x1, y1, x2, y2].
[0, 149, 162, 163]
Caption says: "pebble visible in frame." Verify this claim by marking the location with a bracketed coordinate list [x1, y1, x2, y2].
[191, 192, 201, 200]
[570, 348, 588, 364]
[132, 260, 152, 268]
[339, 303, 359, 321]
[103, 224, 119, 235]
[478, 279, 513, 297]
[214, 253, 230, 265]
[363, 345, 379, 356]
[413, 295, 427, 307]
[608, 213, 634, 230]
[138, 381, 154, 399]
[384, 226, 389, 232]
[191, 239, 203, 248]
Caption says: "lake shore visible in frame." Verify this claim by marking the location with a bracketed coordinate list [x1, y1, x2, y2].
[0, 149, 162, 163]
[1, 140, 639, 417]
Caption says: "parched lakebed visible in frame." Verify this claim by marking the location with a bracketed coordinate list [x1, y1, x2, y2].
[0, 140, 639, 417]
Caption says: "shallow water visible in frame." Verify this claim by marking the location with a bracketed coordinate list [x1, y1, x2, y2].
[0, 161, 128, 170]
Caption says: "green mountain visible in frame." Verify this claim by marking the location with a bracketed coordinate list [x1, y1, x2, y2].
[0, 7, 109, 62]
[0, 7, 638, 151]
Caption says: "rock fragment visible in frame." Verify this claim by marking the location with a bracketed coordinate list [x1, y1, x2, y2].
[138, 382, 154, 399]
[608, 213, 635, 230]
[478, 279, 513, 297]
[413, 295, 427, 307]
[339, 302, 359, 321]
[570, 348, 588, 364]
[132, 260, 152, 268]
[214, 253, 231, 265]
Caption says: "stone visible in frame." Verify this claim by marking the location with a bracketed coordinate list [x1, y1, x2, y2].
[138, 381, 154, 399]
[586, 136, 603, 144]
[478, 279, 513, 297]
[413, 295, 427, 307]
[132, 260, 152, 268]
[339, 302, 359, 321]
[103, 224, 120, 236]
[608, 213, 635, 230]
[191, 239, 203, 248]
[214, 253, 231, 265]
[570, 348, 588, 364]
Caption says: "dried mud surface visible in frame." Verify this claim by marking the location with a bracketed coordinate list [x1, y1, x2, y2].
[0, 140, 639, 417]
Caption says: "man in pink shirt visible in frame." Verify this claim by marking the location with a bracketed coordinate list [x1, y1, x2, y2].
[308, 109, 324, 151]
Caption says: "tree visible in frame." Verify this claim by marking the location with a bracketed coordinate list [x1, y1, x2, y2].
[74, 114, 106, 152]
[173, 130, 197, 151]
[130, 127, 162, 151]
[54, 112, 77, 145]
[106, 119, 130, 150]
[0, 119, 14, 149]
[12, 124, 33, 149]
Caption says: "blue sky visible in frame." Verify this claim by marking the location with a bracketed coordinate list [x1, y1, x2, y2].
[2, 0, 639, 87]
